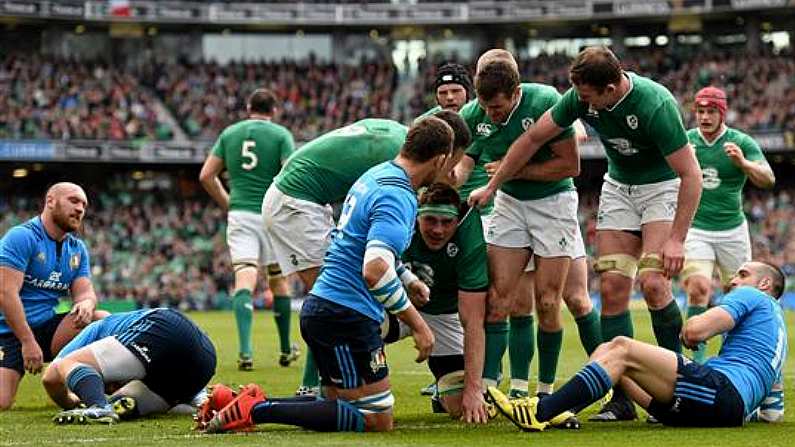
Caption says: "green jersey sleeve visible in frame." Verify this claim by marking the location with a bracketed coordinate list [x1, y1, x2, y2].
[544, 89, 575, 144]
[280, 130, 295, 162]
[550, 88, 583, 129]
[455, 209, 489, 292]
[210, 130, 226, 159]
[647, 99, 688, 156]
[740, 133, 764, 162]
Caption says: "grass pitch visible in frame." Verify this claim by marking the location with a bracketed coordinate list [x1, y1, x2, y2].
[1, 308, 793, 447]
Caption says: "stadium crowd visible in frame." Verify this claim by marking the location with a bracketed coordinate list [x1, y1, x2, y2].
[2, 48, 792, 143]
[1, 180, 792, 309]
[408, 48, 795, 133]
[0, 54, 173, 141]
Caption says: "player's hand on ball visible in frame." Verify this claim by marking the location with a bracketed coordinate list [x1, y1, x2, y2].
[407, 279, 430, 308]
[723, 142, 746, 167]
[661, 238, 685, 278]
[70, 300, 95, 328]
[21, 339, 44, 374]
[461, 387, 489, 424]
[468, 186, 494, 209]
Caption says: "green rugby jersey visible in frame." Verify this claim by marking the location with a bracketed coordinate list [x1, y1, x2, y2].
[688, 127, 765, 231]
[402, 206, 489, 315]
[415, 104, 493, 213]
[461, 83, 575, 201]
[211, 119, 295, 213]
[550, 72, 688, 185]
[274, 119, 408, 204]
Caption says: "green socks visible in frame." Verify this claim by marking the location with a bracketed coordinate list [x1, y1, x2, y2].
[575, 309, 602, 356]
[650, 300, 683, 353]
[686, 305, 708, 363]
[232, 289, 254, 357]
[508, 316, 534, 392]
[273, 295, 292, 354]
[537, 329, 563, 387]
[484, 321, 509, 383]
[601, 311, 634, 342]
[302, 350, 320, 388]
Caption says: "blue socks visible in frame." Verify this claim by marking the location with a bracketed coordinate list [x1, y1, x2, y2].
[66, 365, 107, 408]
[537, 362, 613, 422]
[251, 398, 365, 432]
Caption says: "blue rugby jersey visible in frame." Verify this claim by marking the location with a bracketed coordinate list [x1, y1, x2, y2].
[310, 161, 417, 322]
[0, 217, 91, 334]
[705, 286, 788, 416]
[55, 309, 155, 359]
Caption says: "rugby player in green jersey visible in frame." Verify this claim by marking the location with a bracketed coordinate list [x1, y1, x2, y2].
[680, 87, 775, 363]
[199, 88, 299, 372]
[417, 63, 473, 118]
[263, 112, 471, 394]
[471, 46, 703, 421]
[455, 52, 599, 414]
[382, 183, 490, 423]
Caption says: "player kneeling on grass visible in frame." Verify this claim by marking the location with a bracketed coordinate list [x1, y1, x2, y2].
[43, 308, 216, 424]
[487, 260, 787, 431]
[380, 182, 490, 422]
[197, 117, 460, 434]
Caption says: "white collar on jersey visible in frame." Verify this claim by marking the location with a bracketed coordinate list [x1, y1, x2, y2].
[499, 88, 523, 126]
[697, 125, 728, 146]
[604, 72, 634, 112]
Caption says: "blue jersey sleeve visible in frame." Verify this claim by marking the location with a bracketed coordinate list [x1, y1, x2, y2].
[0, 226, 34, 272]
[76, 241, 91, 279]
[718, 286, 763, 325]
[366, 187, 416, 256]
[55, 319, 104, 359]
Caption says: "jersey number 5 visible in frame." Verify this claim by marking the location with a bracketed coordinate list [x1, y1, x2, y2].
[242, 140, 258, 170]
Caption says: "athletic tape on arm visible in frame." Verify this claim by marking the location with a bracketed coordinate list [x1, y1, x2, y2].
[364, 241, 411, 314]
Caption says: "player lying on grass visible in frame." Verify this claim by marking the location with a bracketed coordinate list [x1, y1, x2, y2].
[1, 182, 107, 410]
[486, 260, 787, 431]
[42, 308, 216, 424]
[197, 117, 468, 433]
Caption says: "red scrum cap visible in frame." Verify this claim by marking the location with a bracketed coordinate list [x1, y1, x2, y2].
[694, 86, 728, 119]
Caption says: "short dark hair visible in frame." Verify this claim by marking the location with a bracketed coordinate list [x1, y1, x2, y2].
[569, 46, 622, 92]
[432, 109, 471, 151]
[755, 261, 787, 299]
[474, 60, 519, 101]
[247, 88, 278, 114]
[419, 182, 461, 209]
[401, 117, 453, 163]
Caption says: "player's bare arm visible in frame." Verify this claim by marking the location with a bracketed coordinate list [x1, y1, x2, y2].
[469, 110, 564, 207]
[458, 290, 488, 424]
[198, 154, 230, 211]
[680, 306, 735, 350]
[573, 119, 589, 143]
[724, 142, 776, 189]
[0, 266, 42, 374]
[453, 155, 475, 189]
[661, 143, 703, 277]
[484, 135, 580, 182]
[69, 277, 98, 328]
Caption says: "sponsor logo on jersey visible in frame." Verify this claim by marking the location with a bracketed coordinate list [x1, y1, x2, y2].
[407, 262, 435, 287]
[521, 117, 534, 131]
[370, 347, 387, 374]
[36, 252, 46, 263]
[48, 271, 62, 282]
[446, 242, 459, 257]
[69, 254, 80, 270]
[130, 342, 152, 363]
[606, 138, 639, 156]
[24, 274, 69, 291]
[476, 122, 493, 137]
[626, 114, 638, 130]
[702, 166, 721, 189]
[671, 396, 683, 413]
[586, 105, 599, 118]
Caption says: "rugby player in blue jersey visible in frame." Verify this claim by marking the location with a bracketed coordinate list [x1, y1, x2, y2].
[487, 260, 787, 430]
[0, 182, 107, 410]
[198, 116, 460, 433]
[43, 308, 216, 424]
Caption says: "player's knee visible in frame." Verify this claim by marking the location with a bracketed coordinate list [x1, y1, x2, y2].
[685, 276, 711, 304]
[41, 366, 62, 390]
[535, 294, 561, 329]
[563, 291, 592, 318]
[639, 273, 669, 304]
[365, 412, 394, 432]
[349, 390, 395, 432]
[606, 336, 633, 357]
